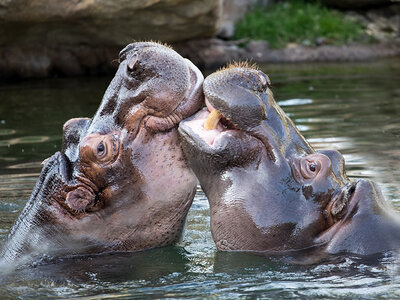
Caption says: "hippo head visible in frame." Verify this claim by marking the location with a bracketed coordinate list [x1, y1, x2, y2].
[179, 63, 400, 255]
[1, 42, 203, 265]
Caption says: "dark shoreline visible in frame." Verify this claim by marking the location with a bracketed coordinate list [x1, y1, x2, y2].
[174, 38, 400, 70]
[1, 39, 399, 79]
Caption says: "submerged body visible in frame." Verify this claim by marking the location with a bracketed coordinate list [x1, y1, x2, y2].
[1, 42, 203, 266]
[179, 63, 400, 256]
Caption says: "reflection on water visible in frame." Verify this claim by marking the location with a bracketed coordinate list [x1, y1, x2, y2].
[0, 60, 400, 298]
[0, 135, 53, 147]
[0, 129, 16, 136]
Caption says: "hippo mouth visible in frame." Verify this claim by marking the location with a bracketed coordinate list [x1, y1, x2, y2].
[179, 98, 242, 149]
[179, 100, 277, 164]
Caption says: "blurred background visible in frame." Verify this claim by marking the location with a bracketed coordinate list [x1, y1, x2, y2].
[0, 0, 399, 78]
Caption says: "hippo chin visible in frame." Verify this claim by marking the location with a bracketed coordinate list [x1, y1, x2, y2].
[1, 42, 203, 266]
[178, 63, 400, 256]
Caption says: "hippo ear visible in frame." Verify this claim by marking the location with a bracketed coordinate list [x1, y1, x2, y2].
[119, 43, 136, 62]
[66, 187, 95, 212]
[62, 118, 91, 162]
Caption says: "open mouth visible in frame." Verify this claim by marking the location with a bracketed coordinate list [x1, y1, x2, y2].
[180, 98, 240, 147]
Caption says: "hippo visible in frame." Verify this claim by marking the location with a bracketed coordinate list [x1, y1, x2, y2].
[178, 62, 400, 256]
[0, 42, 203, 267]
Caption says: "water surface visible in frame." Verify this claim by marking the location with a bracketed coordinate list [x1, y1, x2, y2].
[0, 59, 400, 298]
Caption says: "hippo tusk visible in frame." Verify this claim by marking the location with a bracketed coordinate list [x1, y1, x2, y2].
[204, 109, 222, 130]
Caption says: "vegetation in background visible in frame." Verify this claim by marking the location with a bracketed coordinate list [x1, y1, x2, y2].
[233, 0, 366, 49]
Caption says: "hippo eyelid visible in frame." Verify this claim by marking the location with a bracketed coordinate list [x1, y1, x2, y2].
[257, 71, 271, 90]
[306, 159, 319, 171]
[300, 159, 320, 179]
[119, 43, 136, 62]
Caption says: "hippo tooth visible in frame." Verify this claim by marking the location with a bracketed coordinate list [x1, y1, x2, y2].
[204, 109, 222, 130]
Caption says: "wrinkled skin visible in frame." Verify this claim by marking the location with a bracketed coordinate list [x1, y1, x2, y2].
[179, 64, 400, 256]
[1, 42, 203, 266]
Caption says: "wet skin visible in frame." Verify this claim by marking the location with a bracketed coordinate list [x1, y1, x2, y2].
[1, 42, 203, 265]
[178, 64, 400, 256]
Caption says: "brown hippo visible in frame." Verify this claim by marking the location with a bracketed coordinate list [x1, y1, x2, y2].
[0, 42, 203, 267]
[178, 63, 400, 256]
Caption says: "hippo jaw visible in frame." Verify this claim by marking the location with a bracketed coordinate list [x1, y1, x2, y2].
[180, 64, 382, 253]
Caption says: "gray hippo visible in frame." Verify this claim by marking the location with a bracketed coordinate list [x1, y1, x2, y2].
[0, 42, 203, 267]
[178, 62, 400, 256]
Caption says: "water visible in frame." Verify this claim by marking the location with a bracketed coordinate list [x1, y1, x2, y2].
[0, 59, 400, 298]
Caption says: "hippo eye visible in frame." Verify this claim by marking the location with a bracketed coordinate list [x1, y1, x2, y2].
[97, 142, 105, 156]
[299, 159, 320, 180]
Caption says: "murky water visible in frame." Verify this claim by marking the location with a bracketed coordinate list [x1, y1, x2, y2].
[0, 59, 400, 298]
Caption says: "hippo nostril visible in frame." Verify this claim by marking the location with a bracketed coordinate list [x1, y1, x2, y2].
[347, 183, 356, 197]
[326, 183, 357, 225]
[66, 187, 95, 212]
[331, 192, 347, 218]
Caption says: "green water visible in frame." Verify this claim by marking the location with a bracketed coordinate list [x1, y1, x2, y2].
[0, 59, 400, 298]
